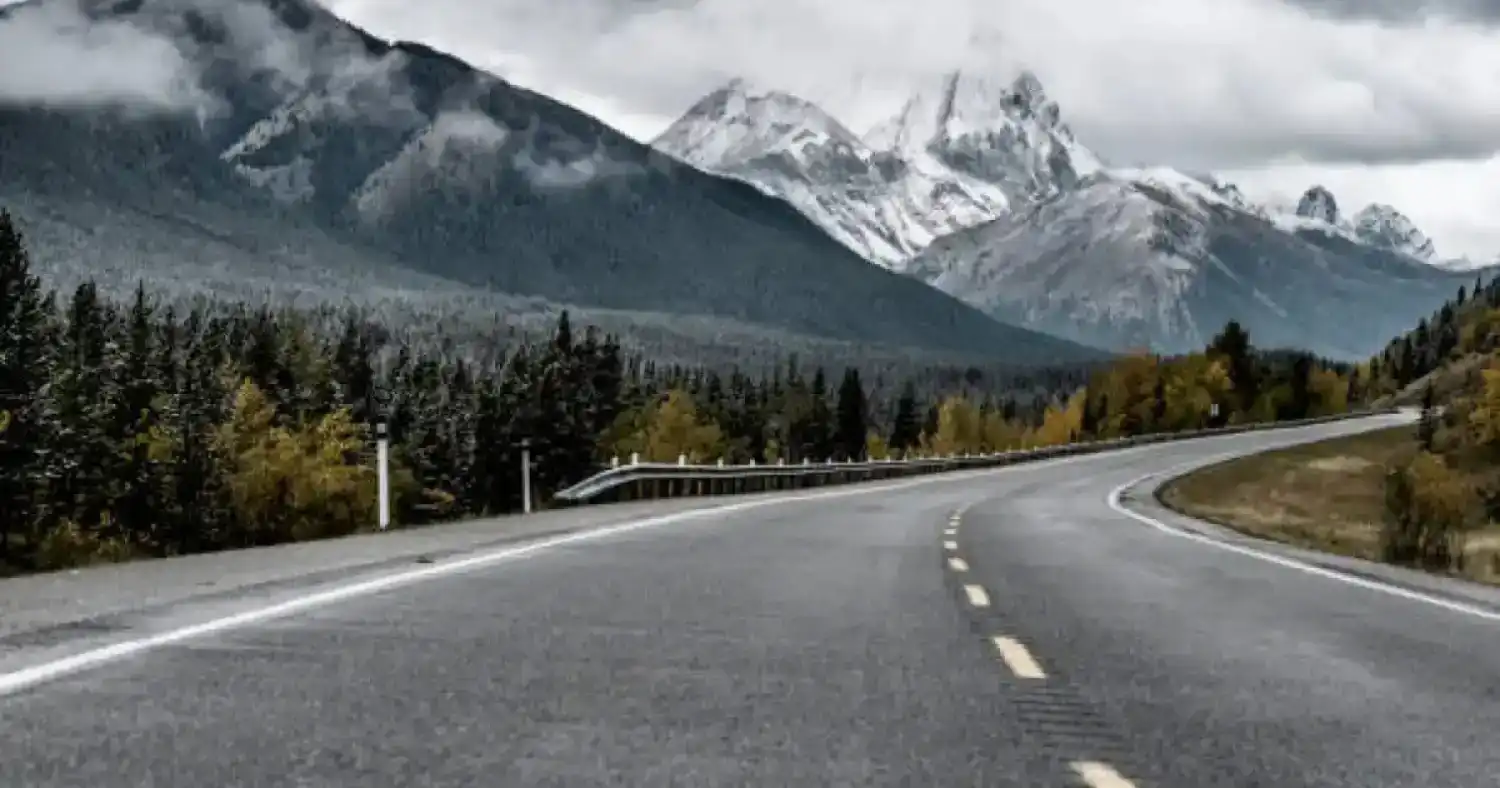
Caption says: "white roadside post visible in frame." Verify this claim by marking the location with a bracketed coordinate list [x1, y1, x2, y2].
[376, 422, 390, 531]
[520, 438, 533, 514]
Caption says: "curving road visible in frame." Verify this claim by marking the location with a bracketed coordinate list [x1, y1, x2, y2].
[4, 412, 1499, 787]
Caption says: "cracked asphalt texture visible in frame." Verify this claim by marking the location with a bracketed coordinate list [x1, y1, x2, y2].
[4, 412, 1498, 787]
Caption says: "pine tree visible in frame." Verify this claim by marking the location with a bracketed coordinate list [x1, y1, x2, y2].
[921, 402, 940, 444]
[1417, 382, 1437, 450]
[332, 311, 379, 426]
[889, 381, 920, 451]
[1150, 376, 1167, 431]
[1398, 336, 1416, 386]
[834, 367, 868, 461]
[1080, 389, 1099, 438]
[0, 211, 51, 563]
[1208, 320, 1257, 415]
[166, 309, 229, 554]
[1287, 354, 1314, 420]
[43, 282, 119, 533]
[113, 281, 164, 547]
[808, 367, 833, 460]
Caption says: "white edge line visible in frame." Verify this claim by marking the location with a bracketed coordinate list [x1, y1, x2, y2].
[0, 440, 1165, 697]
[1108, 459, 1500, 624]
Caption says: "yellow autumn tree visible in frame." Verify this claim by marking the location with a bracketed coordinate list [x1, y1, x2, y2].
[279, 407, 381, 541]
[865, 431, 890, 460]
[1383, 450, 1477, 570]
[616, 389, 725, 463]
[1308, 367, 1349, 416]
[763, 436, 782, 463]
[0, 409, 9, 435]
[1468, 358, 1500, 449]
[1034, 389, 1085, 445]
[927, 395, 981, 455]
[980, 408, 1024, 451]
[215, 379, 381, 545]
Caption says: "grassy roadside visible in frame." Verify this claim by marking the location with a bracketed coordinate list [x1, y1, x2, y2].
[1158, 426, 1500, 585]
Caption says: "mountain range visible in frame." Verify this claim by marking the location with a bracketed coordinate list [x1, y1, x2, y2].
[3, 0, 1490, 367]
[0, 0, 1101, 366]
[653, 75, 1492, 359]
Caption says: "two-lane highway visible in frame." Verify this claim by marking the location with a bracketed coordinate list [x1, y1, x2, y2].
[3, 412, 1496, 786]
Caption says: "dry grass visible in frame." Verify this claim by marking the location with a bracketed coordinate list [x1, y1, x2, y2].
[1160, 426, 1500, 584]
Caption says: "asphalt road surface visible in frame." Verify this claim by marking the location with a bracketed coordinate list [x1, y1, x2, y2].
[4, 412, 1499, 787]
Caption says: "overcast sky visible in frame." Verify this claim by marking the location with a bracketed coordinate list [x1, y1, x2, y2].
[320, 0, 1500, 260]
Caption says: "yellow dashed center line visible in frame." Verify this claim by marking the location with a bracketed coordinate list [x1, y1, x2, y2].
[1071, 761, 1137, 787]
[963, 584, 990, 608]
[991, 636, 1046, 679]
[943, 540, 958, 551]
[948, 557, 969, 572]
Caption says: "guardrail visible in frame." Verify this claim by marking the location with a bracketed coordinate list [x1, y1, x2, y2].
[552, 408, 1404, 506]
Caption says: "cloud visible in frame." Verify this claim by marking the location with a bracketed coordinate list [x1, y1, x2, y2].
[327, 0, 1500, 258]
[1286, 0, 1500, 26]
[0, 0, 417, 121]
[0, 0, 215, 113]
[327, 0, 1500, 168]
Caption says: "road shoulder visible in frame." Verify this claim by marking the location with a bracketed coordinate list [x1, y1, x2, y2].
[1115, 458, 1500, 619]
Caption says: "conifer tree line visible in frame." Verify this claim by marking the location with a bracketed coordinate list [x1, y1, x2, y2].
[0, 211, 1354, 574]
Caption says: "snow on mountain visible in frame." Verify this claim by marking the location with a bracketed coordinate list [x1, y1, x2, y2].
[650, 63, 1491, 358]
[864, 70, 1104, 202]
[906, 170, 1485, 359]
[1352, 203, 1436, 262]
[653, 71, 1100, 269]
[1295, 185, 1340, 224]
[651, 78, 1008, 266]
[1266, 185, 1439, 263]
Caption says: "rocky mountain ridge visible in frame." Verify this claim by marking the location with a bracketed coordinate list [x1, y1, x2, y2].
[653, 72, 1491, 358]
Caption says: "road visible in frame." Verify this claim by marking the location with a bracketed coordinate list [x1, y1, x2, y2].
[3, 412, 1499, 786]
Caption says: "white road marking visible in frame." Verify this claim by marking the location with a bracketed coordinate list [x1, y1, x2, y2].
[964, 584, 990, 608]
[943, 540, 959, 551]
[991, 636, 1046, 679]
[948, 557, 969, 572]
[0, 438, 1174, 697]
[1071, 761, 1136, 787]
[1108, 461, 1500, 625]
[944, 527, 957, 536]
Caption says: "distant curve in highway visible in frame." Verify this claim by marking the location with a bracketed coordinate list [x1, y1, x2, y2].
[4, 412, 1498, 787]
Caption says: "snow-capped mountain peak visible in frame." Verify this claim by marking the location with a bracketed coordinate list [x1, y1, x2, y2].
[660, 75, 1088, 268]
[1352, 203, 1436, 262]
[863, 69, 1102, 192]
[653, 68, 1112, 268]
[653, 79, 868, 171]
[1270, 185, 1441, 262]
[1295, 185, 1340, 224]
